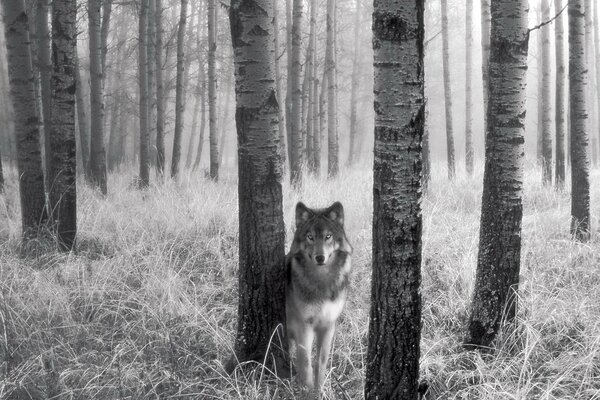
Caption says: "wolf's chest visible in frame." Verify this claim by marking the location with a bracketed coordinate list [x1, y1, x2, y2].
[293, 290, 347, 326]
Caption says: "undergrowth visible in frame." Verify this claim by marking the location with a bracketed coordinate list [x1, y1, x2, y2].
[0, 160, 599, 399]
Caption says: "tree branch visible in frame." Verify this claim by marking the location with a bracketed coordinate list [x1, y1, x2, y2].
[529, 3, 567, 33]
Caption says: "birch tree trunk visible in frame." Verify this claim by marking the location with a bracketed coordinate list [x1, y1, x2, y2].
[304, 0, 317, 168]
[464, 0, 528, 349]
[289, 0, 303, 184]
[274, 0, 286, 164]
[285, 0, 293, 168]
[310, 51, 319, 174]
[541, 0, 552, 184]
[555, 0, 566, 187]
[347, 0, 361, 166]
[316, 70, 326, 177]
[36, 0, 52, 189]
[100, 0, 112, 75]
[594, 0, 600, 151]
[441, 0, 455, 179]
[208, 0, 219, 180]
[3, 0, 48, 241]
[139, 0, 150, 188]
[569, 0, 590, 241]
[465, 0, 474, 175]
[228, 0, 287, 372]
[536, 9, 543, 163]
[48, 0, 77, 252]
[155, 0, 165, 176]
[171, 0, 188, 178]
[326, 0, 338, 177]
[88, 0, 107, 194]
[366, 0, 424, 397]
[481, 0, 491, 139]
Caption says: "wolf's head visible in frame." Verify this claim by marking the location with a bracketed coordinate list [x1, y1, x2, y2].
[292, 201, 352, 266]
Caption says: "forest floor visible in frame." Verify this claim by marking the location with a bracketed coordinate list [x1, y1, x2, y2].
[0, 160, 600, 400]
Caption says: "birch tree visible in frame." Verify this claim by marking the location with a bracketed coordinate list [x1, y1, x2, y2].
[139, 0, 150, 188]
[555, 0, 566, 187]
[171, 0, 188, 178]
[208, 0, 219, 180]
[228, 0, 287, 372]
[326, 0, 338, 177]
[441, 0, 455, 179]
[274, 1, 286, 164]
[48, 0, 77, 251]
[289, 0, 303, 184]
[465, 0, 474, 175]
[347, 0, 361, 166]
[569, 0, 590, 241]
[541, 0, 552, 184]
[595, 0, 600, 150]
[464, 0, 529, 349]
[365, 0, 424, 397]
[3, 0, 48, 241]
[88, 0, 107, 194]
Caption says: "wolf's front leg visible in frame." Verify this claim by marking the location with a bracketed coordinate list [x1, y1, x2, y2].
[296, 325, 315, 390]
[315, 323, 335, 392]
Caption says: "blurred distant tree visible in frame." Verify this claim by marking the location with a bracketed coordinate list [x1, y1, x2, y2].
[464, 0, 528, 349]
[208, 0, 219, 180]
[365, 0, 424, 397]
[555, 0, 566, 187]
[170, 0, 188, 178]
[316, 70, 326, 176]
[584, 0, 595, 164]
[541, 0, 552, 184]
[228, 0, 287, 372]
[88, 0, 107, 194]
[465, 0, 474, 175]
[569, 0, 590, 241]
[289, 0, 303, 184]
[423, 108, 431, 190]
[3, 0, 48, 242]
[347, 0, 361, 167]
[326, 0, 338, 177]
[303, 0, 316, 170]
[481, 0, 491, 140]
[155, 0, 166, 175]
[48, 0, 77, 252]
[36, 0, 51, 190]
[274, 1, 286, 165]
[186, 2, 205, 169]
[594, 0, 600, 150]
[147, 0, 157, 167]
[139, 0, 150, 187]
[75, 57, 91, 180]
[441, 0, 455, 180]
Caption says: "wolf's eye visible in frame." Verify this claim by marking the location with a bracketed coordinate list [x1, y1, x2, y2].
[307, 234, 314, 241]
[325, 234, 332, 240]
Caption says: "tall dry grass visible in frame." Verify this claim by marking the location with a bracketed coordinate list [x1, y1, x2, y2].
[0, 159, 599, 399]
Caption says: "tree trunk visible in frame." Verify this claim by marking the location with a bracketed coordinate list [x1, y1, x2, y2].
[423, 107, 431, 190]
[441, 0, 455, 179]
[325, 0, 338, 177]
[365, 1, 424, 397]
[36, 0, 52, 190]
[289, 0, 303, 184]
[148, 0, 157, 167]
[481, 0, 491, 140]
[347, 0, 360, 167]
[186, 2, 205, 169]
[536, 9, 543, 164]
[171, 0, 188, 178]
[310, 49, 319, 174]
[88, 0, 107, 194]
[100, 0, 112, 75]
[228, 0, 287, 372]
[208, 0, 219, 180]
[155, 0, 166, 176]
[541, 0, 552, 184]
[304, 0, 317, 169]
[186, 85, 201, 168]
[48, 0, 77, 252]
[465, 0, 474, 175]
[594, 0, 600, 154]
[3, 0, 48, 241]
[193, 78, 207, 170]
[464, 0, 529, 349]
[569, 0, 590, 241]
[316, 69, 326, 177]
[274, 0, 286, 165]
[285, 0, 293, 169]
[555, 0, 566, 188]
[75, 56, 91, 180]
[139, 0, 150, 187]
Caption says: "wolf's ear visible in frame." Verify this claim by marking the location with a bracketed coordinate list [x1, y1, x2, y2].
[326, 201, 344, 226]
[295, 202, 312, 228]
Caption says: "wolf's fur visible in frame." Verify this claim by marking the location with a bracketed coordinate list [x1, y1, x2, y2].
[286, 201, 352, 392]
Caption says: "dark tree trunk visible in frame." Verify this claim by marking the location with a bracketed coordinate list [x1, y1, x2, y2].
[3, 0, 49, 241]
[88, 0, 107, 194]
[569, 0, 590, 241]
[75, 56, 91, 180]
[228, 0, 287, 372]
[48, 0, 77, 252]
[139, 0, 150, 187]
[171, 0, 188, 178]
[465, 0, 529, 349]
[365, 0, 424, 397]
[193, 79, 207, 170]
[208, 0, 219, 180]
[36, 0, 52, 191]
[155, 0, 166, 176]
[555, 0, 566, 188]
[541, 0, 552, 184]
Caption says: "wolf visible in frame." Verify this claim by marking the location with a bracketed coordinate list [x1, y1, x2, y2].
[286, 201, 352, 393]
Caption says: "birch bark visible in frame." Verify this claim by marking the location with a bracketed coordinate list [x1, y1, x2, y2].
[555, 0, 566, 187]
